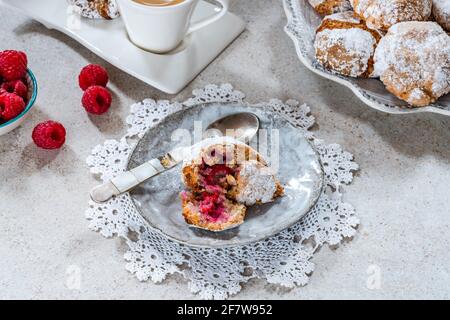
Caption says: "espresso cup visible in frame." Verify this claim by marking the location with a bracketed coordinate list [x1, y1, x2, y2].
[116, 0, 229, 53]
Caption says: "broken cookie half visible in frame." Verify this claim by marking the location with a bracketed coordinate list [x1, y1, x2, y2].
[181, 137, 284, 232]
[68, 0, 120, 20]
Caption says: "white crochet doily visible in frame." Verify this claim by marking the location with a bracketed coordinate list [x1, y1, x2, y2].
[86, 84, 359, 299]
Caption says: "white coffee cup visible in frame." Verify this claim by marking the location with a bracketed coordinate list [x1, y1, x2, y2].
[116, 0, 229, 53]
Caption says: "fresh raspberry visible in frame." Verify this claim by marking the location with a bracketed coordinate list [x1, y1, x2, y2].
[82, 85, 112, 115]
[0, 93, 25, 121]
[78, 64, 109, 91]
[0, 50, 28, 81]
[32, 121, 66, 150]
[0, 79, 28, 100]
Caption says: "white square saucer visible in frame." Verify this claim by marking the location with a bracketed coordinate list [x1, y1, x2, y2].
[1, 0, 246, 94]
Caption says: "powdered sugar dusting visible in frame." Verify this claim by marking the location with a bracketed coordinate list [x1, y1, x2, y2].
[67, 0, 120, 19]
[408, 88, 427, 102]
[433, 0, 450, 31]
[315, 27, 376, 77]
[235, 160, 278, 206]
[308, 0, 353, 13]
[374, 21, 450, 106]
[324, 11, 363, 24]
[183, 136, 246, 166]
[352, 0, 432, 30]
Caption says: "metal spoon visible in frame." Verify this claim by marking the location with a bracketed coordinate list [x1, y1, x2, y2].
[90, 112, 260, 203]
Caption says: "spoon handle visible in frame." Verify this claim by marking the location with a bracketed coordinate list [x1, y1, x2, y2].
[90, 156, 178, 203]
[88, 135, 254, 203]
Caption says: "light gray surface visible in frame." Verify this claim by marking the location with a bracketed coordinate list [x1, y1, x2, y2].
[0, 0, 449, 300]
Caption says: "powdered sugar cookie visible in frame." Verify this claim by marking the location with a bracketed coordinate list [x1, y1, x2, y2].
[308, 0, 353, 15]
[67, 0, 120, 20]
[351, 0, 432, 31]
[374, 21, 450, 107]
[314, 11, 382, 77]
[432, 0, 450, 31]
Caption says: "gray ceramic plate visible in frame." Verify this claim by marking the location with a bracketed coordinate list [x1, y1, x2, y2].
[128, 102, 324, 248]
[283, 0, 450, 116]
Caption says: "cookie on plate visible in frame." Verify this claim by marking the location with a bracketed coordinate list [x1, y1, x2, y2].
[181, 137, 283, 231]
[67, 0, 120, 20]
[373, 21, 450, 107]
[181, 191, 247, 232]
[227, 160, 284, 206]
[308, 0, 353, 15]
[432, 0, 450, 31]
[351, 0, 432, 31]
[314, 11, 382, 77]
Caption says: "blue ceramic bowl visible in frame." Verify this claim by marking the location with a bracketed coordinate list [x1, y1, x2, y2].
[0, 69, 38, 136]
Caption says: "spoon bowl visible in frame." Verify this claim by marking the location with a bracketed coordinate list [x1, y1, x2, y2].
[206, 112, 259, 141]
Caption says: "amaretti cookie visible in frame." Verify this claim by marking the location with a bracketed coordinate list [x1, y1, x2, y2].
[351, 0, 432, 31]
[314, 12, 382, 77]
[67, 0, 120, 20]
[228, 160, 284, 206]
[432, 0, 450, 31]
[181, 137, 284, 232]
[373, 22, 450, 107]
[308, 0, 353, 15]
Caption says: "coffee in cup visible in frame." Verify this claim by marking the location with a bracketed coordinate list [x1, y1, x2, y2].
[132, 0, 185, 6]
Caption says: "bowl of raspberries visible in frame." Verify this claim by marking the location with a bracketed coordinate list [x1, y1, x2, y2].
[0, 50, 37, 136]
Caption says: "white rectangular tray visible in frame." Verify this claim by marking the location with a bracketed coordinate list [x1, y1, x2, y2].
[1, 0, 245, 94]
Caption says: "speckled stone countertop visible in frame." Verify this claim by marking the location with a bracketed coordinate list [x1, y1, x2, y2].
[1, 0, 449, 299]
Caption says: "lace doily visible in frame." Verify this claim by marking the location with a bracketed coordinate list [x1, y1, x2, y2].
[86, 84, 359, 299]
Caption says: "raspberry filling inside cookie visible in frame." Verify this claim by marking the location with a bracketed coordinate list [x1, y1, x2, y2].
[180, 138, 285, 231]
[200, 163, 237, 187]
[180, 190, 228, 223]
[198, 192, 226, 222]
[193, 162, 240, 222]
